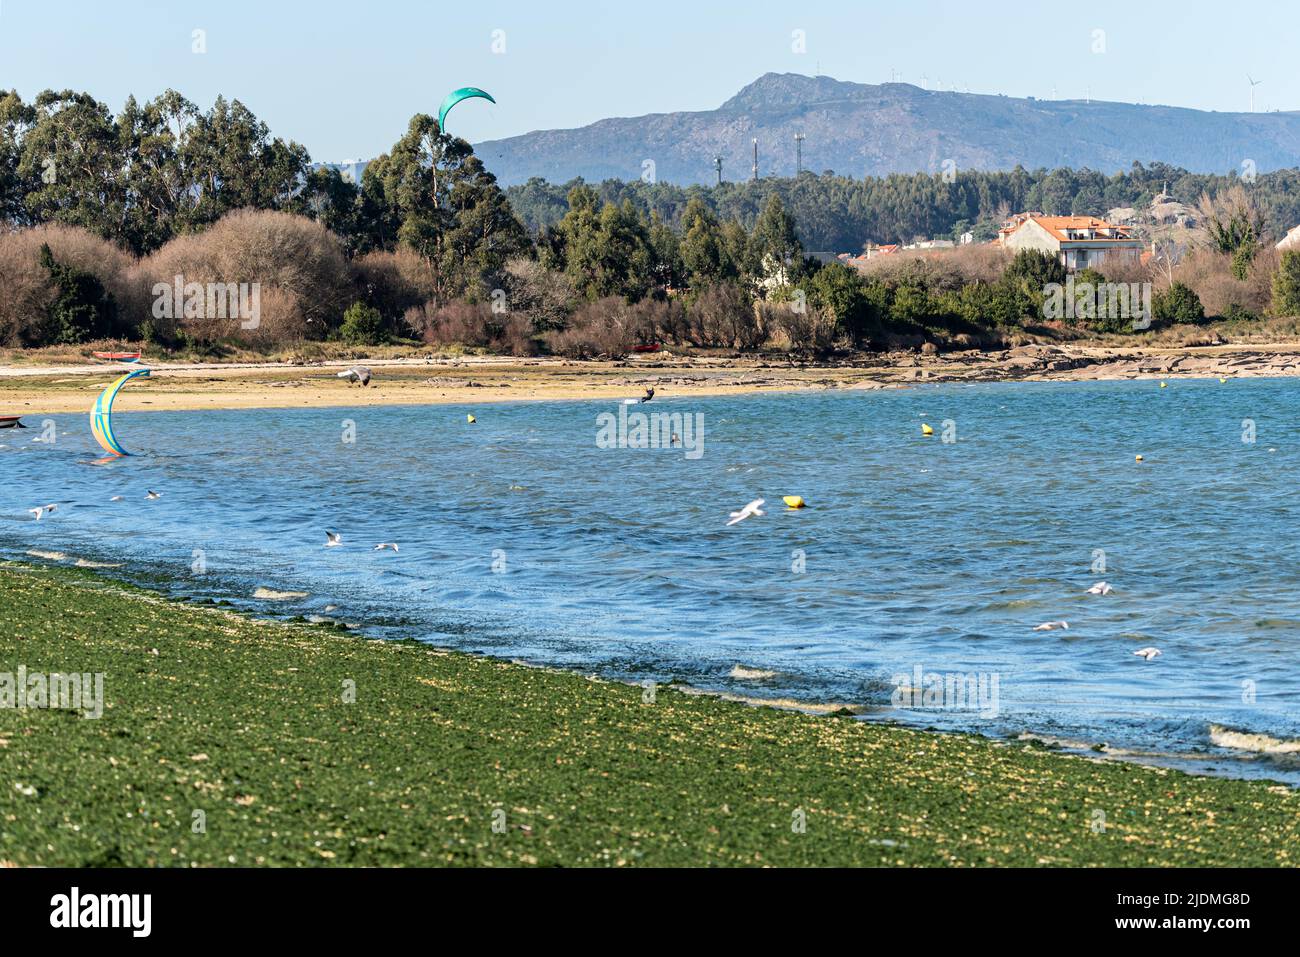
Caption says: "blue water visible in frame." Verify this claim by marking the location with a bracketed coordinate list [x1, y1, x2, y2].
[3, 380, 1299, 783]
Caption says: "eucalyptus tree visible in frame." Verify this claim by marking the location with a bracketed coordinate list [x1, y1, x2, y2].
[0, 91, 37, 227]
[361, 114, 528, 300]
[18, 90, 127, 242]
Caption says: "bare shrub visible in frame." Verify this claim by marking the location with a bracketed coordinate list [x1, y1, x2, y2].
[406, 300, 537, 356]
[239, 286, 310, 346]
[637, 296, 688, 345]
[545, 296, 655, 357]
[687, 283, 761, 348]
[0, 225, 138, 345]
[1246, 244, 1281, 315]
[504, 258, 577, 332]
[139, 209, 350, 345]
[353, 247, 437, 323]
[411, 301, 490, 348]
[938, 244, 1013, 285]
[1097, 256, 1152, 287]
[859, 245, 1011, 287]
[493, 315, 539, 356]
[1177, 248, 1272, 319]
[1194, 185, 1267, 253]
[759, 301, 837, 351]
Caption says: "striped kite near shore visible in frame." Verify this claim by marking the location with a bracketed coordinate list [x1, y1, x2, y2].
[90, 368, 151, 457]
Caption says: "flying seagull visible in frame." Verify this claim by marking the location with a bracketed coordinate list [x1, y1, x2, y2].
[1086, 581, 1113, 595]
[374, 543, 399, 552]
[1134, 647, 1162, 661]
[325, 531, 342, 548]
[727, 499, 765, 526]
[1032, 620, 1069, 631]
[28, 503, 57, 521]
[145, 490, 161, 500]
[338, 367, 372, 387]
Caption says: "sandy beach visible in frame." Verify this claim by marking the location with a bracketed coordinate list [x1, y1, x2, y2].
[5, 343, 1300, 415]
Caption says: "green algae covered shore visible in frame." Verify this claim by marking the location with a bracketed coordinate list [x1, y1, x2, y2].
[0, 563, 1295, 867]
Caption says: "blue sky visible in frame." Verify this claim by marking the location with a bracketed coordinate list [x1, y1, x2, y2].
[1, 0, 1293, 162]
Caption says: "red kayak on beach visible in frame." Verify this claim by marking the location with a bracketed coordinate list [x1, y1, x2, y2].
[0, 415, 26, 429]
[93, 351, 142, 362]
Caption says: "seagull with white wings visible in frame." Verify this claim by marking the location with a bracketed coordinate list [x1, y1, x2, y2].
[1032, 620, 1069, 631]
[325, 531, 342, 548]
[338, 367, 372, 387]
[28, 503, 58, 521]
[726, 499, 765, 526]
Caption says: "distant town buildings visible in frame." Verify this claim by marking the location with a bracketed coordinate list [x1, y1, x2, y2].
[312, 159, 370, 184]
[998, 214, 1144, 271]
[861, 243, 900, 260]
[839, 240, 965, 271]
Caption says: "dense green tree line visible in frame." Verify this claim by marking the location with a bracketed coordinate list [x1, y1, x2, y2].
[506, 164, 1300, 252]
[10, 87, 1300, 266]
[5, 87, 1299, 355]
[533, 186, 803, 301]
[0, 88, 527, 300]
[2, 89, 308, 253]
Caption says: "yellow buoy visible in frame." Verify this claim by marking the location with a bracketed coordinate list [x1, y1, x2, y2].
[467, 414, 476, 424]
[921, 423, 934, 436]
[782, 496, 806, 509]
[1159, 381, 1167, 388]
[1135, 454, 1144, 462]
[1219, 377, 1227, 384]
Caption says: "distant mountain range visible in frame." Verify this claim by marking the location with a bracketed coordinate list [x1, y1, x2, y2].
[471, 73, 1300, 186]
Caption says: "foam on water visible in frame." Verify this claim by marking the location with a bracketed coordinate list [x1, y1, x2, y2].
[1209, 724, 1300, 755]
[729, 665, 781, 680]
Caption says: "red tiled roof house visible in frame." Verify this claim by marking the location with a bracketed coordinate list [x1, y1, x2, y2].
[998, 215, 1144, 272]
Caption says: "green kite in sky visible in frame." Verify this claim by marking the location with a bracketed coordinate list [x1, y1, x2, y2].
[438, 87, 496, 132]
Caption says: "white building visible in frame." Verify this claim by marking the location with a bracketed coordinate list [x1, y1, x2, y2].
[999, 214, 1144, 272]
[312, 159, 370, 185]
[1277, 224, 1300, 252]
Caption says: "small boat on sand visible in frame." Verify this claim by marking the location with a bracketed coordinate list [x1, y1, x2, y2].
[0, 415, 26, 429]
[92, 351, 142, 363]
